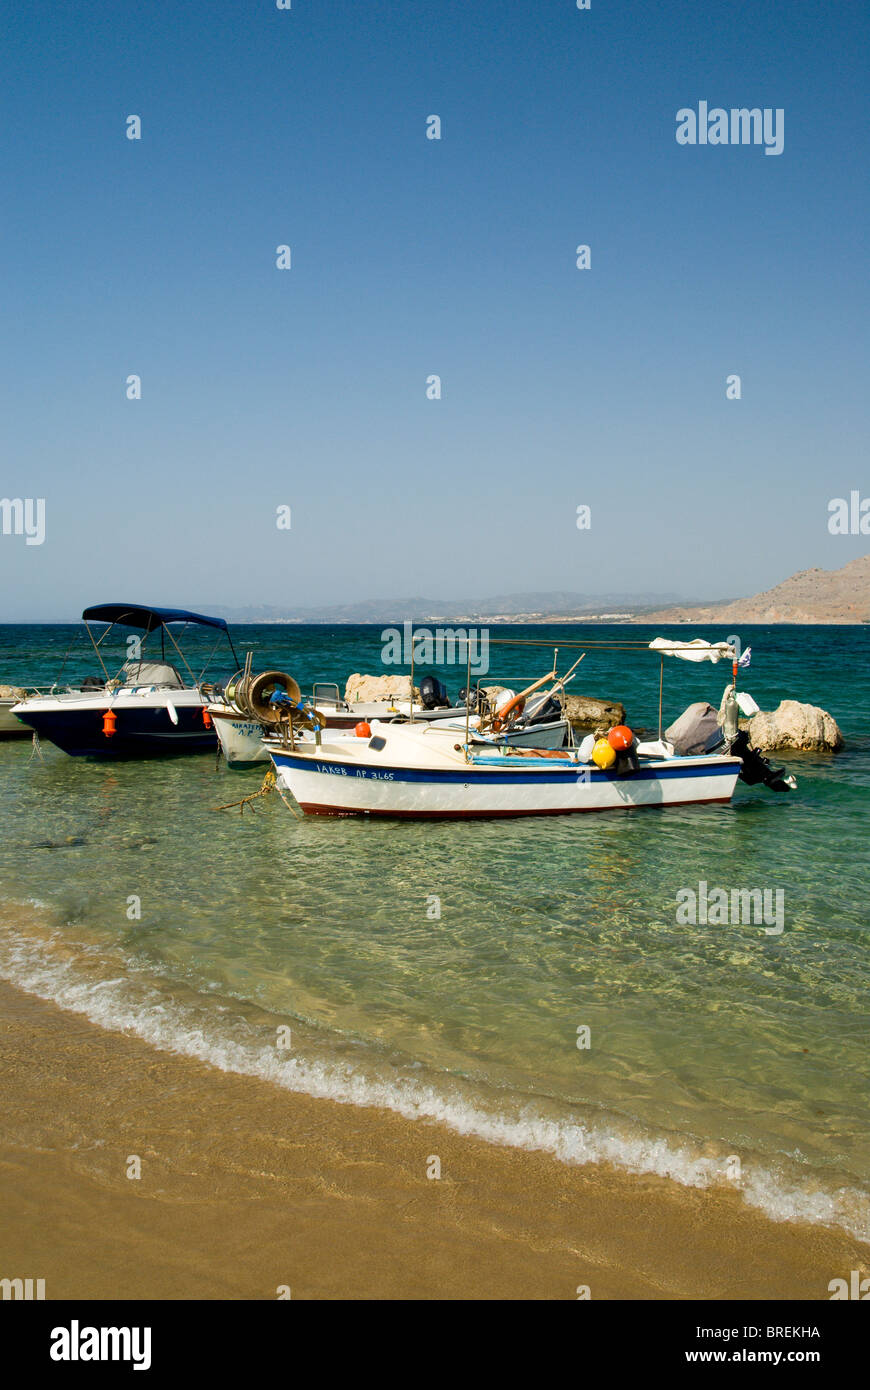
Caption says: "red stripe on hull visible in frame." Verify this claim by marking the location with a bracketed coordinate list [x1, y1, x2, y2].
[296, 796, 735, 819]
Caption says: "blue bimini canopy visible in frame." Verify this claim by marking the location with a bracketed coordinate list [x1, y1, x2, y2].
[82, 604, 229, 633]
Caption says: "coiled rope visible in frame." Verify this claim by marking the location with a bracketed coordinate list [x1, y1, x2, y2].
[213, 767, 303, 819]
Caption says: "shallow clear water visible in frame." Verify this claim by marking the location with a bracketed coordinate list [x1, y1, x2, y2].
[1, 623, 868, 1237]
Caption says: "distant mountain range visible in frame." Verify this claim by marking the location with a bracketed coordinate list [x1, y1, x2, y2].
[636, 554, 870, 625]
[218, 556, 870, 626]
[220, 591, 685, 624]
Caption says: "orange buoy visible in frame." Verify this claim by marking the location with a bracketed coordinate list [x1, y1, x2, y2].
[607, 724, 634, 752]
[102, 708, 117, 738]
[355, 721, 372, 738]
[202, 707, 212, 728]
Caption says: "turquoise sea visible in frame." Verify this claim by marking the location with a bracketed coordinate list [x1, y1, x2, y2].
[1, 622, 868, 1239]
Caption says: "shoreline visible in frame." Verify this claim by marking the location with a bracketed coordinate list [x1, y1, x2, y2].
[1, 978, 867, 1300]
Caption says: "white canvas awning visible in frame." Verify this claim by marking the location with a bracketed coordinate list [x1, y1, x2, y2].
[648, 637, 735, 663]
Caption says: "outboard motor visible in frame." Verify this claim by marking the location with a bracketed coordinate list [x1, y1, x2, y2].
[720, 686, 797, 792]
[457, 686, 483, 714]
[419, 675, 449, 710]
[729, 729, 797, 793]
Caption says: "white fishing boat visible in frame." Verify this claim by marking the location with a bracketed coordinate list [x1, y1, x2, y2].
[212, 703, 568, 765]
[208, 676, 427, 768]
[210, 668, 570, 767]
[263, 636, 794, 820]
[267, 720, 742, 818]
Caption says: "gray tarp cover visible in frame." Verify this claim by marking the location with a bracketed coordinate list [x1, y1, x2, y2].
[665, 702, 723, 755]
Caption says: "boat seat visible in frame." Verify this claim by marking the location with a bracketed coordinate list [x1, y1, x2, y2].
[120, 660, 185, 689]
[312, 682, 342, 707]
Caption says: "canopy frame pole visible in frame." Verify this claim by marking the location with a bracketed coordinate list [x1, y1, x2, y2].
[161, 624, 197, 684]
[83, 622, 111, 682]
[465, 641, 471, 761]
[194, 631, 227, 684]
[658, 655, 664, 740]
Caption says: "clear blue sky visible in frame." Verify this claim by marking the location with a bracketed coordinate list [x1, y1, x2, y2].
[1, 0, 867, 619]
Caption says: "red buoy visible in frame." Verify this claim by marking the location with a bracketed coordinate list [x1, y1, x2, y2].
[102, 708, 117, 738]
[607, 724, 634, 752]
[202, 707, 212, 728]
[355, 721, 372, 738]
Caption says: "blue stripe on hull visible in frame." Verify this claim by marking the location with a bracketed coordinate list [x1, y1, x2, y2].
[270, 752, 740, 787]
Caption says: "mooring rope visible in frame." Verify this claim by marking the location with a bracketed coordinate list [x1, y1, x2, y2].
[274, 781, 304, 820]
[212, 766, 305, 820]
[213, 767, 277, 815]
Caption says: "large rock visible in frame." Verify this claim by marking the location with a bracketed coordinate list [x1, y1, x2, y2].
[748, 700, 843, 753]
[0, 685, 26, 699]
[344, 673, 419, 704]
[563, 694, 626, 732]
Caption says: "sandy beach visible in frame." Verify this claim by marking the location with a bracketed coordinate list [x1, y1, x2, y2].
[1, 977, 866, 1301]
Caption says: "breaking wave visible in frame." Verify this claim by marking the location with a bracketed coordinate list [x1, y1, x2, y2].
[1, 901, 868, 1246]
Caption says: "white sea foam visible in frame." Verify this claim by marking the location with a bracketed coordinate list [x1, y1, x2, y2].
[1, 920, 868, 1244]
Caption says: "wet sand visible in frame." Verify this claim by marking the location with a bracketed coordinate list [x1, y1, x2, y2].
[0, 978, 866, 1300]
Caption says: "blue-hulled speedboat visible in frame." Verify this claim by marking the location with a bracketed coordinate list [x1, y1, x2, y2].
[13, 603, 240, 758]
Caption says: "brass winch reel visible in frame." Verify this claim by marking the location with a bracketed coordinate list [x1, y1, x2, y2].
[225, 669, 324, 733]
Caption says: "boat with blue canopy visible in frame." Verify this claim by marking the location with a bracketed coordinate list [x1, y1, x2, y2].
[13, 603, 240, 758]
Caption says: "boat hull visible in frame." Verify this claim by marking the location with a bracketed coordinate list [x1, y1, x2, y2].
[270, 748, 742, 819]
[209, 705, 402, 768]
[210, 710, 267, 766]
[13, 696, 216, 758]
[211, 705, 568, 767]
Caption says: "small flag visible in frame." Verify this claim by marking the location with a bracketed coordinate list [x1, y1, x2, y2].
[737, 647, 752, 668]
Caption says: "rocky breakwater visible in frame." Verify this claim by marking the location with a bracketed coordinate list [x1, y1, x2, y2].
[747, 700, 844, 753]
[562, 695, 626, 733]
[344, 674, 420, 703]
